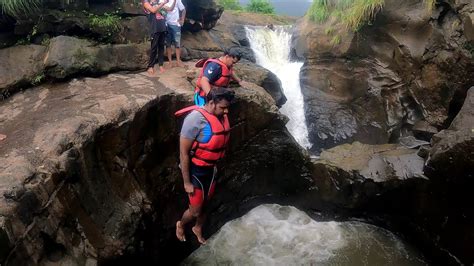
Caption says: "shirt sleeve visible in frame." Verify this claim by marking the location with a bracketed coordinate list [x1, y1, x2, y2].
[178, 0, 185, 11]
[202, 62, 223, 84]
[180, 111, 206, 140]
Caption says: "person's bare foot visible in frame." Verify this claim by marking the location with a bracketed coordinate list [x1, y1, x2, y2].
[147, 67, 155, 76]
[192, 226, 207, 245]
[176, 221, 186, 242]
[159, 66, 165, 73]
[176, 60, 184, 67]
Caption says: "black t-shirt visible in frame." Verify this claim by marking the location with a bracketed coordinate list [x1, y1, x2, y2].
[144, 0, 167, 35]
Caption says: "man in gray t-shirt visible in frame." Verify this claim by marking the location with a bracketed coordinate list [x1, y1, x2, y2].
[176, 87, 235, 245]
[180, 110, 212, 143]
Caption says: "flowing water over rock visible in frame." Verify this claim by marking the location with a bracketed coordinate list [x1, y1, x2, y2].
[184, 204, 426, 265]
[245, 26, 312, 149]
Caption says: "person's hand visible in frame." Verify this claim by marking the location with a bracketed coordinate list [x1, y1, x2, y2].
[184, 182, 194, 195]
[179, 18, 185, 26]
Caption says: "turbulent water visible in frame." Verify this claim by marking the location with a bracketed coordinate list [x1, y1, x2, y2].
[183, 204, 426, 265]
[245, 26, 312, 149]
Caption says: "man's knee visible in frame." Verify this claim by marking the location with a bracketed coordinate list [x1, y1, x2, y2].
[189, 207, 202, 217]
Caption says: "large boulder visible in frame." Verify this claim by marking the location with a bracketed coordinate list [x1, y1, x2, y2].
[44, 36, 148, 79]
[182, 0, 223, 31]
[0, 61, 297, 264]
[293, 0, 474, 151]
[306, 142, 426, 210]
[0, 45, 47, 98]
[300, 59, 396, 153]
[234, 61, 286, 107]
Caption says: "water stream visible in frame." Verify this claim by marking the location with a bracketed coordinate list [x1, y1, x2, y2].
[245, 26, 312, 150]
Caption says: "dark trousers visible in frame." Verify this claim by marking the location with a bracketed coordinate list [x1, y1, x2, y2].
[148, 31, 166, 68]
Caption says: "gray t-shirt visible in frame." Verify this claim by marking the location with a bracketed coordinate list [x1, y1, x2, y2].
[180, 110, 212, 143]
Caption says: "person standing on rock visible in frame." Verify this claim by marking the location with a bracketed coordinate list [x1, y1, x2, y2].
[194, 48, 243, 106]
[164, 0, 186, 68]
[143, 0, 176, 75]
[174, 87, 235, 244]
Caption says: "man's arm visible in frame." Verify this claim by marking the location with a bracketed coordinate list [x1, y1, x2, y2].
[231, 72, 242, 86]
[163, 0, 177, 12]
[179, 4, 186, 26]
[200, 76, 213, 95]
[143, 0, 168, 13]
[179, 137, 194, 194]
[200, 62, 222, 95]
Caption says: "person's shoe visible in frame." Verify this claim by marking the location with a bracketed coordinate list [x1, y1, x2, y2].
[176, 221, 186, 242]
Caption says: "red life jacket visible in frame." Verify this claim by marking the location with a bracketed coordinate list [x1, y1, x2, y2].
[195, 58, 233, 97]
[175, 105, 231, 167]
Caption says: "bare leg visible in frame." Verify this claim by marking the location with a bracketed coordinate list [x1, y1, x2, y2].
[176, 208, 194, 241]
[177, 204, 202, 242]
[192, 213, 207, 245]
[167, 47, 173, 68]
[176, 47, 184, 67]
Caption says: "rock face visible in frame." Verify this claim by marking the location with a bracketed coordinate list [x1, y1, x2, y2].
[0, 62, 303, 264]
[418, 87, 474, 263]
[292, 0, 474, 152]
[306, 142, 427, 210]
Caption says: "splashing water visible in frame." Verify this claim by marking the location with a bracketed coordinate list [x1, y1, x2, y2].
[245, 26, 312, 149]
[183, 204, 426, 265]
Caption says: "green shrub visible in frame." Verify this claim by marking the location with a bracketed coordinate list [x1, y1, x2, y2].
[246, 0, 275, 14]
[308, 0, 436, 31]
[89, 12, 121, 31]
[217, 0, 243, 10]
[0, 0, 39, 17]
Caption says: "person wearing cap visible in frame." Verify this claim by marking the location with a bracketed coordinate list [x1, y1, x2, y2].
[194, 48, 243, 106]
[174, 87, 235, 245]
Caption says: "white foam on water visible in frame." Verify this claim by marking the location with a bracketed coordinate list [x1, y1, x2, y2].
[183, 204, 426, 265]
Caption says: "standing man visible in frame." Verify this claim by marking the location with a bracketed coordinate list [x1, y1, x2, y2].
[174, 87, 235, 244]
[165, 0, 186, 67]
[194, 47, 243, 106]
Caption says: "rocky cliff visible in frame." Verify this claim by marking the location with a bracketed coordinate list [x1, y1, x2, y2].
[292, 0, 474, 154]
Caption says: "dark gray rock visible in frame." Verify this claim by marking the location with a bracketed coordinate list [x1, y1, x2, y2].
[0, 44, 47, 97]
[44, 36, 148, 79]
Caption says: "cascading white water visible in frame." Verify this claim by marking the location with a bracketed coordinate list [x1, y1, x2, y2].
[183, 204, 426, 265]
[245, 26, 312, 149]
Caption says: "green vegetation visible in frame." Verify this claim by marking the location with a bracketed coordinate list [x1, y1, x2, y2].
[308, 0, 436, 31]
[246, 0, 274, 14]
[218, 0, 275, 14]
[89, 12, 121, 32]
[0, 0, 39, 17]
[217, 0, 243, 10]
[31, 73, 45, 85]
[88, 12, 121, 42]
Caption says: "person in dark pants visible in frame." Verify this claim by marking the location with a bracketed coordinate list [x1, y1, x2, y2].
[143, 0, 176, 75]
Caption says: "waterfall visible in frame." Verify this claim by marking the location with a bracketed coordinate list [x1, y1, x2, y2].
[245, 26, 312, 150]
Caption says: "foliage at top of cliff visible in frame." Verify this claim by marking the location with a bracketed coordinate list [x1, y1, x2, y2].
[218, 0, 275, 14]
[0, 0, 39, 17]
[308, 0, 435, 31]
